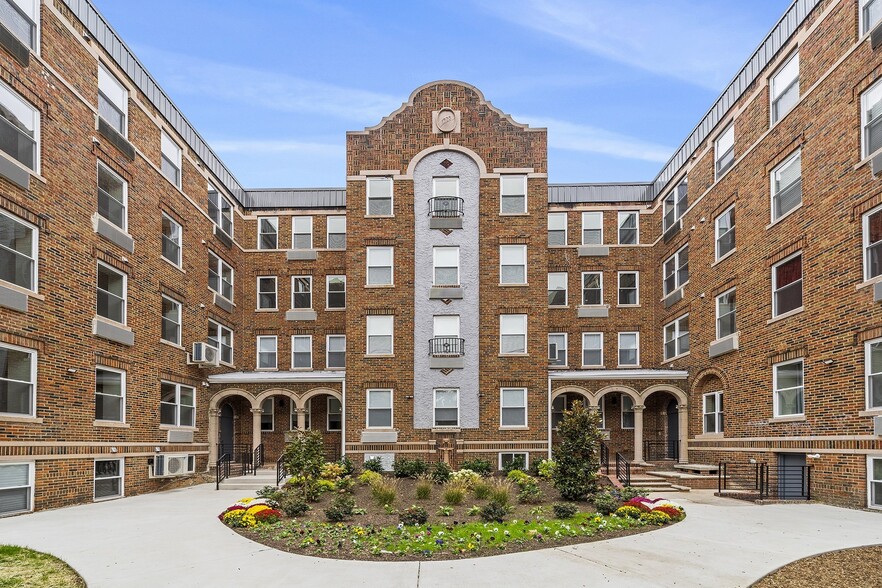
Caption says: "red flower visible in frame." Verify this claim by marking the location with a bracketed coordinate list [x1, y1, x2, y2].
[624, 499, 652, 512]
[651, 506, 682, 519]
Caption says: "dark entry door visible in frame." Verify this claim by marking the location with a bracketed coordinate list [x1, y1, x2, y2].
[666, 400, 679, 459]
[219, 404, 234, 457]
[778, 453, 807, 499]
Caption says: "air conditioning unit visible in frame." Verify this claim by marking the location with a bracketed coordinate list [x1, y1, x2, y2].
[152, 454, 194, 478]
[188, 342, 219, 367]
[874, 415, 882, 437]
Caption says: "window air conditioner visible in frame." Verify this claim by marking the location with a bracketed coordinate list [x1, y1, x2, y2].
[152, 454, 194, 478]
[189, 342, 220, 366]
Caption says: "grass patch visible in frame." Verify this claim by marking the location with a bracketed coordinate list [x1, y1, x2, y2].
[0, 545, 85, 588]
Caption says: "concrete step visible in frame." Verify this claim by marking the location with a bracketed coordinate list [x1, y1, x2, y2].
[217, 469, 286, 492]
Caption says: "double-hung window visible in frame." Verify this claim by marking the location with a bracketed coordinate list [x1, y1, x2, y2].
[663, 179, 688, 231]
[366, 315, 393, 355]
[621, 396, 635, 429]
[161, 295, 182, 346]
[1, 0, 38, 51]
[771, 150, 802, 221]
[618, 212, 638, 244]
[548, 212, 567, 246]
[703, 391, 724, 434]
[715, 205, 735, 259]
[866, 337, 882, 410]
[664, 315, 689, 360]
[864, 0, 882, 34]
[864, 205, 882, 280]
[618, 332, 639, 366]
[715, 124, 735, 179]
[581, 212, 603, 245]
[207, 320, 233, 364]
[260, 398, 274, 431]
[98, 63, 128, 137]
[367, 177, 392, 216]
[366, 246, 393, 285]
[434, 388, 459, 427]
[500, 175, 526, 214]
[257, 217, 278, 250]
[327, 216, 346, 249]
[716, 289, 737, 339]
[500, 314, 527, 355]
[864, 79, 882, 158]
[0, 209, 37, 291]
[0, 80, 38, 172]
[870, 456, 882, 509]
[773, 359, 804, 417]
[581, 271, 603, 306]
[327, 398, 342, 430]
[160, 381, 195, 427]
[548, 333, 567, 366]
[326, 335, 346, 369]
[95, 367, 124, 422]
[500, 388, 527, 427]
[256, 336, 277, 369]
[160, 131, 181, 187]
[97, 262, 126, 324]
[292, 216, 312, 250]
[97, 162, 127, 231]
[0, 462, 33, 515]
[208, 184, 233, 238]
[663, 245, 689, 297]
[291, 335, 312, 368]
[256, 277, 277, 310]
[94, 459, 123, 500]
[161, 213, 182, 267]
[291, 276, 312, 310]
[326, 275, 346, 309]
[433, 246, 460, 286]
[547, 272, 567, 306]
[770, 52, 799, 124]
[367, 389, 393, 427]
[772, 253, 803, 317]
[0, 342, 35, 416]
[208, 251, 234, 302]
[582, 332, 603, 366]
[499, 245, 526, 284]
[618, 271, 638, 306]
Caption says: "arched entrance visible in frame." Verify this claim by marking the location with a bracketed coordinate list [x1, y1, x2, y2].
[640, 385, 689, 463]
[219, 403, 234, 457]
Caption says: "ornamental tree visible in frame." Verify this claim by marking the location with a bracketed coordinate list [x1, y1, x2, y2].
[552, 400, 605, 501]
[282, 430, 326, 501]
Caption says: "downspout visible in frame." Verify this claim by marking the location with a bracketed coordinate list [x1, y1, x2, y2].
[547, 375, 552, 460]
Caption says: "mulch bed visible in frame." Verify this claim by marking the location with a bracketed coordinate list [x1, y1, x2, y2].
[752, 545, 882, 588]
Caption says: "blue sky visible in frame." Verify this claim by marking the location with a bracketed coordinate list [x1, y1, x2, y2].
[92, 0, 791, 188]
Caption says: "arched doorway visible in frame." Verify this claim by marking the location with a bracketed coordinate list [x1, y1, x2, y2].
[219, 403, 234, 457]
[666, 399, 679, 459]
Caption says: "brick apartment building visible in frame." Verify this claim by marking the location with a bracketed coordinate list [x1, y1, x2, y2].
[2, 0, 882, 515]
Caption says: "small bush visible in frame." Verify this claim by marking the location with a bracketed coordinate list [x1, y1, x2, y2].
[399, 505, 429, 526]
[324, 493, 355, 522]
[460, 458, 492, 476]
[320, 462, 345, 480]
[640, 511, 672, 525]
[517, 479, 544, 504]
[471, 480, 492, 500]
[338, 455, 355, 476]
[592, 491, 621, 516]
[430, 461, 452, 484]
[357, 470, 382, 486]
[506, 469, 531, 485]
[415, 478, 432, 500]
[278, 494, 310, 517]
[466, 505, 481, 516]
[255, 486, 282, 507]
[371, 478, 399, 506]
[615, 505, 642, 519]
[443, 482, 466, 506]
[316, 479, 337, 494]
[437, 505, 453, 517]
[552, 502, 579, 519]
[363, 457, 384, 473]
[300, 479, 322, 503]
[537, 459, 557, 480]
[334, 476, 354, 492]
[392, 457, 428, 479]
[618, 486, 650, 501]
[480, 501, 511, 523]
[488, 479, 512, 507]
[450, 469, 481, 488]
[502, 455, 527, 475]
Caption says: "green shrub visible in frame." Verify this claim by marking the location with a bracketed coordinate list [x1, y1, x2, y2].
[392, 457, 428, 479]
[278, 494, 310, 517]
[552, 502, 579, 519]
[506, 470, 531, 485]
[502, 455, 527, 475]
[517, 479, 544, 504]
[552, 401, 604, 500]
[443, 481, 466, 505]
[357, 470, 382, 486]
[320, 462, 345, 480]
[460, 458, 492, 476]
[618, 486, 650, 501]
[488, 479, 512, 507]
[537, 459, 557, 480]
[437, 505, 453, 517]
[316, 479, 337, 494]
[471, 480, 492, 500]
[640, 511, 672, 525]
[371, 478, 399, 506]
[592, 491, 621, 516]
[430, 461, 452, 484]
[334, 476, 354, 492]
[282, 431, 327, 501]
[363, 457, 384, 473]
[399, 505, 429, 526]
[415, 478, 432, 500]
[480, 501, 511, 523]
[450, 469, 481, 488]
[338, 455, 355, 476]
[255, 485, 283, 507]
[466, 505, 481, 516]
[324, 493, 355, 522]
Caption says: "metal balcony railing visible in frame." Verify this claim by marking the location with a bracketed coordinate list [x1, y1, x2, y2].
[429, 337, 465, 357]
[428, 197, 464, 218]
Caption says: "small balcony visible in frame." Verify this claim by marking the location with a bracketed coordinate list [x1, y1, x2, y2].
[428, 197, 464, 230]
[428, 337, 465, 369]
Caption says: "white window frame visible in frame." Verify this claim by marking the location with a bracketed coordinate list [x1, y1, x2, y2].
[582, 332, 604, 367]
[208, 184, 234, 238]
[160, 381, 196, 428]
[618, 332, 639, 367]
[662, 244, 689, 297]
[500, 174, 527, 214]
[160, 131, 181, 188]
[256, 276, 278, 311]
[98, 62, 128, 137]
[863, 204, 882, 282]
[97, 161, 128, 231]
[499, 244, 527, 285]
[862, 0, 882, 35]
[326, 215, 346, 250]
[291, 335, 312, 369]
[617, 211, 639, 245]
[769, 51, 799, 125]
[716, 288, 737, 340]
[0, 342, 36, 418]
[621, 395, 635, 429]
[433, 246, 460, 287]
[160, 295, 182, 346]
[291, 275, 313, 310]
[327, 397, 342, 431]
[499, 452, 530, 471]
[499, 314, 527, 356]
[1, 0, 38, 52]
[326, 274, 346, 309]
[548, 332, 568, 366]
[0, 79, 39, 173]
[256, 335, 278, 370]
[291, 216, 313, 250]
[863, 78, 882, 159]
[257, 217, 278, 250]
[366, 315, 394, 356]
[868, 455, 882, 510]
[96, 261, 127, 325]
[367, 177, 393, 216]
[161, 212, 182, 268]
[547, 212, 567, 246]
[770, 150, 802, 222]
[773, 358, 804, 417]
[662, 178, 688, 232]
[772, 252, 803, 318]
[207, 319, 233, 365]
[0, 462, 34, 515]
[581, 211, 603, 245]
[367, 389, 393, 428]
[866, 337, 882, 411]
[581, 271, 603, 306]
[260, 398, 274, 432]
[433, 388, 460, 428]
[93, 458, 124, 501]
[326, 334, 346, 369]
[703, 391, 724, 434]
[0, 209, 38, 292]
[500, 387, 527, 428]
[617, 271, 639, 306]
[547, 272, 568, 307]
[366, 246, 393, 286]
[715, 123, 735, 180]
[663, 315, 689, 361]
[715, 205, 735, 260]
[208, 251, 234, 302]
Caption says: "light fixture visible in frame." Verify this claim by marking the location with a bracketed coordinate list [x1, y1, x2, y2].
[110, 447, 118, 453]
[66, 368, 78, 373]
[749, 458, 757, 464]
[155, 447, 161, 452]
[807, 454, 820, 459]
[821, 359, 834, 365]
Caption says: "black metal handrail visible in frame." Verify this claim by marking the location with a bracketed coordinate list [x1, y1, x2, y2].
[643, 439, 680, 462]
[599, 442, 609, 475]
[253, 443, 264, 475]
[429, 337, 465, 357]
[215, 453, 231, 490]
[427, 197, 464, 218]
[615, 452, 630, 487]
[718, 462, 768, 499]
[276, 454, 287, 487]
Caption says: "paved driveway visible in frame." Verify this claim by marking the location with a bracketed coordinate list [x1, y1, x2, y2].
[0, 485, 880, 588]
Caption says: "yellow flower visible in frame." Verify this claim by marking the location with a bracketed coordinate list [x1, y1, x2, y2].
[246, 504, 270, 515]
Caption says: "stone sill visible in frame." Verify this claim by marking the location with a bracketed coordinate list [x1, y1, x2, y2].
[765, 203, 803, 230]
[661, 352, 690, 365]
[858, 409, 882, 417]
[160, 340, 186, 352]
[769, 415, 806, 423]
[159, 425, 199, 431]
[160, 256, 185, 273]
[0, 415, 43, 424]
[0, 280, 43, 300]
[694, 433, 724, 440]
[93, 420, 130, 428]
[712, 248, 737, 267]
[499, 426, 529, 431]
[767, 307, 804, 325]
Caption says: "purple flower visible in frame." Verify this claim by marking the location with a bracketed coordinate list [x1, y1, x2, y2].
[435, 539, 444, 546]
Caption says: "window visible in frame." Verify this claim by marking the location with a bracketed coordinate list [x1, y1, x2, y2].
[581, 212, 603, 245]
[663, 179, 689, 231]
[0, 462, 32, 515]
[327, 398, 342, 431]
[771, 150, 802, 221]
[208, 251, 234, 301]
[618, 212, 638, 244]
[161, 295, 181, 345]
[326, 335, 346, 369]
[864, 205, 882, 281]
[431, 177, 460, 216]
[161, 213, 182, 267]
[0, 343, 35, 416]
[548, 212, 567, 246]
[664, 315, 689, 360]
[715, 205, 735, 260]
[703, 391, 724, 434]
[500, 452, 529, 470]
[716, 289, 737, 339]
[434, 388, 459, 427]
[291, 335, 312, 369]
[0, 80, 38, 171]
[500, 388, 527, 427]
[326, 275, 346, 309]
[863, 79, 882, 158]
[770, 52, 799, 124]
[292, 216, 312, 250]
[552, 393, 583, 429]
[291, 276, 312, 309]
[257, 336, 277, 369]
[582, 332, 603, 366]
[366, 246, 393, 286]
[327, 216, 346, 249]
[260, 398, 274, 431]
[548, 333, 567, 366]
[618, 332, 639, 366]
[367, 315, 393, 355]
[97, 262, 126, 324]
[256, 277, 277, 310]
[618, 272, 639, 306]
[1, 0, 37, 51]
[500, 245, 527, 284]
[581, 272, 603, 306]
[98, 63, 127, 137]
[870, 456, 882, 509]
[207, 320, 233, 364]
[500, 314, 527, 355]
[160, 381, 195, 427]
[547, 272, 567, 306]
[257, 217, 278, 250]
[500, 175, 526, 214]
[208, 184, 233, 237]
[866, 338, 882, 410]
[367, 389, 392, 427]
[432, 315, 462, 356]
[663, 245, 689, 297]
[0, 209, 37, 291]
[863, 0, 882, 35]
[291, 399, 312, 431]
[367, 177, 393, 216]
[160, 131, 181, 187]
[621, 396, 635, 429]
[433, 246, 460, 286]
[94, 459, 122, 500]
[715, 124, 735, 179]
[774, 359, 804, 417]
[772, 253, 803, 317]
[97, 162, 127, 230]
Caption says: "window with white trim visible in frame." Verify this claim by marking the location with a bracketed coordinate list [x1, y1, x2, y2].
[715, 123, 735, 179]
[291, 335, 312, 369]
[367, 389, 392, 428]
[663, 315, 689, 360]
[618, 332, 639, 366]
[326, 275, 346, 309]
[863, 0, 882, 34]
[256, 276, 277, 310]
[770, 52, 799, 124]
[863, 78, 882, 158]
[161, 213, 182, 267]
[663, 244, 689, 297]
[94, 459, 122, 500]
[207, 320, 233, 365]
[326, 335, 346, 369]
[98, 63, 127, 137]
[581, 211, 603, 245]
[327, 216, 346, 249]
[547, 272, 567, 306]
[869, 456, 882, 509]
[863, 205, 882, 281]
[548, 333, 567, 366]
[500, 314, 527, 355]
[663, 179, 688, 231]
[97, 161, 127, 230]
[290, 398, 312, 431]
[552, 393, 584, 429]
[257, 336, 277, 369]
[703, 391, 724, 434]
[771, 150, 801, 221]
[260, 398, 274, 431]
[866, 337, 882, 410]
[582, 332, 603, 367]
[716, 289, 737, 339]
[292, 216, 312, 250]
[1, 0, 38, 51]
[208, 251, 234, 302]
[367, 177, 393, 216]
[366, 246, 393, 286]
[548, 212, 567, 246]
[208, 184, 233, 237]
[367, 315, 393, 355]
[500, 388, 527, 427]
[500, 245, 527, 284]
[327, 397, 342, 431]
[0, 80, 39, 172]
[772, 253, 803, 317]
[618, 271, 638, 306]
[0, 342, 35, 417]
[500, 452, 529, 470]
[0, 209, 37, 291]
[97, 262, 126, 324]
[434, 388, 459, 427]
[161, 295, 181, 346]
[774, 359, 804, 417]
[715, 205, 735, 260]
[433, 246, 460, 286]
[257, 217, 278, 250]
[618, 211, 638, 244]
[160, 131, 181, 187]
[291, 276, 312, 309]
[160, 381, 195, 427]
[621, 396, 635, 429]
[500, 175, 526, 214]
[433, 315, 460, 340]
[581, 271, 603, 306]
[0, 462, 32, 515]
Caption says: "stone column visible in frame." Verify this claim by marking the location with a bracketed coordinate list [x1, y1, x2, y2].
[208, 407, 219, 466]
[678, 404, 689, 464]
[251, 407, 263, 451]
[633, 404, 645, 464]
[296, 407, 307, 431]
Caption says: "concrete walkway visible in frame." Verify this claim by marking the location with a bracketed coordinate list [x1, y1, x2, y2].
[0, 485, 880, 588]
